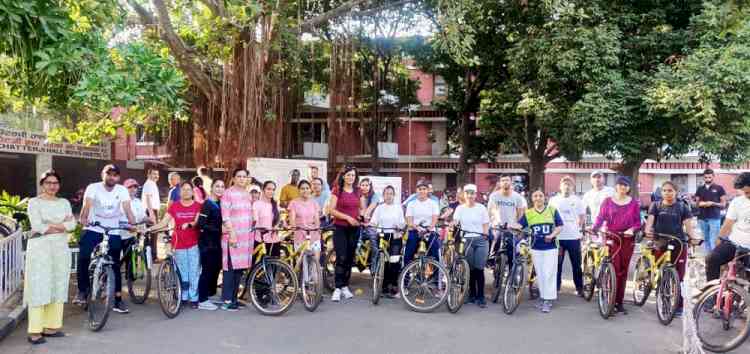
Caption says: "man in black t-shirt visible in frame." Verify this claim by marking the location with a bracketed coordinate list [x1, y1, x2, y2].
[694, 169, 727, 252]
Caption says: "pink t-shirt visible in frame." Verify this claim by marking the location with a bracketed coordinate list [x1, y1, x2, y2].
[167, 201, 202, 249]
[253, 199, 279, 243]
[289, 198, 321, 244]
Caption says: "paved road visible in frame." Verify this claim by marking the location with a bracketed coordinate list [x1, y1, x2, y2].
[2, 269, 695, 354]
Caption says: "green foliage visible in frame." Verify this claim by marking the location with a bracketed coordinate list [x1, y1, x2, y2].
[0, 190, 30, 231]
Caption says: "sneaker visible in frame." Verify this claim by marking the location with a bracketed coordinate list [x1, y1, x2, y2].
[113, 301, 130, 314]
[221, 303, 239, 312]
[236, 301, 247, 309]
[535, 300, 544, 310]
[342, 287, 354, 299]
[477, 298, 487, 308]
[73, 292, 87, 305]
[465, 296, 476, 305]
[615, 304, 628, 315]
[190, 301, 199, 309]
[576, 289, 585, 298]
[674, 307, 684, 318]
[198, 301, 218, 311]
[331, 288, 342, 302]
[541, 301, 552, 313]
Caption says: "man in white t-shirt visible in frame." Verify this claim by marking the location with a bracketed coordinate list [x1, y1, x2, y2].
[549, 176, 586, 296]
[142, 168, 161, 218]
[405, 181, 440, 265]
[76, 164, 136, 313]
[582, 170, 614, 224]
[488, 174, 527, 266]
[706, 172, 750, 283]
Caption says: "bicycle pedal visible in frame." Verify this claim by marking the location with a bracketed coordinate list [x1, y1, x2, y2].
[415, 297, 424, 305]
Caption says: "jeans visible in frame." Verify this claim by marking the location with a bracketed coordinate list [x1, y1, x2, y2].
[174, 245, 201, 302]
[77, 230, 122, 296]
[334, 225, 359, 289]
[557, 239, 583, 292]
[699, 218, 721, 252]
[198, 248, 222, 302]
[403, 230, 441, 266]
[221, 250, 243, 305]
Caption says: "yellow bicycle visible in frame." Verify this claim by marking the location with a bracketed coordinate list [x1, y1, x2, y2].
[582, 230, 622, 319]
[277, 227, 326, 312]
[502, 228, 536, 315]
[631, 232, 685, 325]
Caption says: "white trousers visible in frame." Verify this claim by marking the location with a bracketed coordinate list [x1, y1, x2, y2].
[531, 248, 559, 301]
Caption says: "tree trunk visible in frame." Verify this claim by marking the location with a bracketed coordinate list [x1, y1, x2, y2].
[457, 110, 471, 185]
[620, 159, 644, 200]
[527, 155, 547, 195]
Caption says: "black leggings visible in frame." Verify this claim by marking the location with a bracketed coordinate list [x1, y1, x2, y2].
[198, 248, 222, 302]
[383, 235, 402, 290]
[470, 269, 485, 300]
[334, 225, 359, 289]
[706, 241, 737, 282]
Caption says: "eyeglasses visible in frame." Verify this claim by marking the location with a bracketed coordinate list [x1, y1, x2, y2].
[127, 185, 139, 189]
[43, 181, 60, 185]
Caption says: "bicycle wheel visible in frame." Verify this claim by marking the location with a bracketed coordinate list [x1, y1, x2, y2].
[372, 251, 386, 305]
[238, 270, 251, 300]
[581, 251, 595, 302]
[597, 262, 616, 319]
[502, 262, 526, 315]
[249, 259, 298, 316]
[398, 258, 450, 313]
[490, 253, 508, 304]
[694, 283, 750, 353]
[631, 256, 652, 307]
[88, 264, 115, 332]
[126, 250, 151, 304]
[322, 250, 336, 292]
[656, 266, 680, 326]
[301, 254, 323, 312]
[157, 259, 182, 319]
[447, 258, 470, 313]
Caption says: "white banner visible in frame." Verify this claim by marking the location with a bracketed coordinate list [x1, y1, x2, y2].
[247, 158, 327, 198]
[361, 175, 402, 205]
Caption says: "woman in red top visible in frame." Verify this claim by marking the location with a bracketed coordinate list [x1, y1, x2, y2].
[328, 166, 362, 302]
[149, 182, 203, 308]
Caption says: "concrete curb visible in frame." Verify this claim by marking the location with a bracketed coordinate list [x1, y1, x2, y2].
[0, 302, 26, 342]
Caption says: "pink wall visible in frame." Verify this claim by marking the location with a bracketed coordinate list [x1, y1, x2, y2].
[409, 70, 434, 106]
[395, 121, 432, 155]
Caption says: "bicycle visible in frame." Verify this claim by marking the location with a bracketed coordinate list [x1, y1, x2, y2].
[581, 230, 623, 319]
[246, 227, 298, 316]
[631, 232, 686, 325]
[84, 222, 130, 331]
[320, 226, 337, 292]
[489, 225, 511, 304]
[121, 226, 153, 305]
[445, 227, 486, 313]
[368, 226, 406, 305]
[279, 227, 324, 312]
[693, 238, 750, 353]
[398, 223, 450, 313]
[154, 228, 182, 318]
[502, 228, 536, 315]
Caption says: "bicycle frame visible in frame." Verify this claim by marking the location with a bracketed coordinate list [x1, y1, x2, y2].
[638, 234, 685, 289]
[715, 249, 750, 318]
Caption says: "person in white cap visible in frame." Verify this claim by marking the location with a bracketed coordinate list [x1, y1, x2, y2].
[451, 184, 491, 307]
[582, 170, 614, 224]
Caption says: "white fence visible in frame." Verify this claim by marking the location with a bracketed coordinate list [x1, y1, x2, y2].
[0, 230, 24, 304]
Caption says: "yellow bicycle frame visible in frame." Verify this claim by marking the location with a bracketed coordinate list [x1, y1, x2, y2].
[636, 242, 673, 288]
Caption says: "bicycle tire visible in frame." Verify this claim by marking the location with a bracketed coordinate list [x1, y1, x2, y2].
[157, 260, 182, 319]
[694, 283, 750, 353]
[656, 266, 679, 326]
[126, 250, 151, 304]
[249, 259, 298, 316]
[582, 251, 595, 302]
[597, 262, 616, 319]
[631, 256, 652, 307]
[490, 253, 508, 304]
[88, 264, 115, 332]
[301, 254, 323, 312]
[447, 258, 470, 313]
[322, 250, 336, 292]
[503, 262, 525, 315]
[238, 271, 251, 300]
[372, 251, 386, 305]
[398, 258, 450, 313]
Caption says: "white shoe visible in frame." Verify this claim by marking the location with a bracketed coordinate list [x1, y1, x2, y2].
[331, 288, 341, 302]
[198, 300, 218, 311]
[342, 287, 354, 299]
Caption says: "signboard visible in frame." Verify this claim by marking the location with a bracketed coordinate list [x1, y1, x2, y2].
[247, 158, 327, 198]
[0, 127, 110, 160]
[361, 175, 402, 205]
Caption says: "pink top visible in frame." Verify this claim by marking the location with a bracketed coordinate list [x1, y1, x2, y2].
[289, 198, 321, 245]
[593, 197, 642, 234]
[334, 188, 360, 226]
[253, 199, 279, 243]
[220, 186, 253, 270]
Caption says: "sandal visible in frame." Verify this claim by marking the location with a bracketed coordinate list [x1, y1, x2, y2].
[42, 331, 66, 338]
[27, 336, 46, 345]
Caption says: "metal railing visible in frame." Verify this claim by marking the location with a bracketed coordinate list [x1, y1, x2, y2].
[0, 229, 24, 304]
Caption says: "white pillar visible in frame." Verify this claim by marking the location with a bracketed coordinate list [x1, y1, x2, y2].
[35, 154, 52, 195]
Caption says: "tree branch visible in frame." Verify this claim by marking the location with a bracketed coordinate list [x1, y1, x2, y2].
[301, 0, 416, 33]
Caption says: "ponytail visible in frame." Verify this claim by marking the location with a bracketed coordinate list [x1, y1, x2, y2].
[263, 180, 280, 226]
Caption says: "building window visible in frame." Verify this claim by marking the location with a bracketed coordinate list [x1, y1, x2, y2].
[434, 76, 447, 97]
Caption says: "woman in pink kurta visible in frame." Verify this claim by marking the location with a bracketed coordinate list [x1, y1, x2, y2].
[253, 181, 282, 256]
[288, 180, 321, 252]
[219, 169, 253, 309]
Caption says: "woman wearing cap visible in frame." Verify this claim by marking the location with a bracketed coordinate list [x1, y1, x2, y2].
[592, 176, 642, 315]
[369, 185, 406, 298]
[219, 169, 254, 311]
[25, 170, 75, 344]
[121, 178, 155, 262]
[328, 166, 362, 302]
[451, 184, 491, 307]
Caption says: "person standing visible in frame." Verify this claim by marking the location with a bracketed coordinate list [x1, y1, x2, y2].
[583, 170, 614, 224]
[548, 176, 586, 297]
[280, 169, 301, 208]
[369, 186, 406, 298]
[196, 179, 226, 310]
[120, 179, 154, 277]
[592, 176, 642, 315]
[695, 168, 727, 252]
[515, 190, 564, 313]
[705, 173, 750, 283]
[488, 174, 527, 268]
[312, 177, 330, 218]
[288, 180, 322, 259]
[192, 176, 207, 204]
[76, 164, 136, 314]
[253, 181, 283, 255]
[309, 165, 330, 197]
[141, 168, 161, 218]
[220, 169, 254, 311]
[328, 166, 362, 302]
[166, 172, 182, 209]
[25, 170, 76, 344]
[452, 184, 491, 308]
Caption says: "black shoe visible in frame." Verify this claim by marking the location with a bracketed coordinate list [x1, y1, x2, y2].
[113, 301, 130, 314]
[41, 331, 66, 338]
[465, 296, 476, 305]
[576, 289, 584, 297]
[27, 336, 46, 345]
[191, 302, 199, 309]
[615, 304, 628, 315]
[477, 298, 487, 308]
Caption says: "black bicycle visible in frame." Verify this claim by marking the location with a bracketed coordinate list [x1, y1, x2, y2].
[368, 226, 406, 305]
[121, 226, 153, 304]
[155, 228, 181, 318]
[489, 225, 511, 304]
[445, 227, 487, 313]
[85, 222, 130, 332]
[247, 227, 298, 316]
[398, 223, 450, 313]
